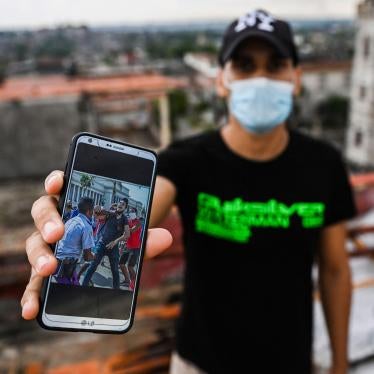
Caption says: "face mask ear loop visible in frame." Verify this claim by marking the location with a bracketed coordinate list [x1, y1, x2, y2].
[222, 65, 233, 91]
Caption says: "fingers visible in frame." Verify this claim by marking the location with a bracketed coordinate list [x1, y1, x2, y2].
[44, 170, 64, 196]
[21, 228, 172, 319]
[21, 269, 44, 320]
[22, 170, 64, 321]
[26, 231, 58, 277]
[31, 195, 65, 244]
[145, 228, 173, 259]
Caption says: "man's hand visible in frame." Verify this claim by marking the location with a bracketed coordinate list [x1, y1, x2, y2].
[21, 170, 173, 320]
[106, 240, 117, 250]
[83, 249, 96, 262]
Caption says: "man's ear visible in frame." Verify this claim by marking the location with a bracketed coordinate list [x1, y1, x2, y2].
[292, 66, 302, 96]
[216, 69, 230, 98]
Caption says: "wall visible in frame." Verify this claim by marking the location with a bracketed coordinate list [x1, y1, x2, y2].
[0, 96, 85, 179]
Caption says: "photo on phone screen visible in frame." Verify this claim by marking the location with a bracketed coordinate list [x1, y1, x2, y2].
[54, 170, 149, 291]
[39, 133, 157, 333]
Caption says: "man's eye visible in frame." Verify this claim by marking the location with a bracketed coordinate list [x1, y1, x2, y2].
[268, 59, 288, 72]
[233, 60, 255, 73]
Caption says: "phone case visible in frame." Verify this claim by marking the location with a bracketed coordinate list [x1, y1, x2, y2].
[37, 132, 158, 334]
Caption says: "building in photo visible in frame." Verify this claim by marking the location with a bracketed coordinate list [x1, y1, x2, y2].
[68, 171, 145, 213]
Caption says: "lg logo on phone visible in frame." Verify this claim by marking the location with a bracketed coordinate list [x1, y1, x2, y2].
[81, 320, 95, 327]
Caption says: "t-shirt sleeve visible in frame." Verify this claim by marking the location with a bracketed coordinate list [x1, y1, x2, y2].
[324, 152, 357, 227]
[123, 215, 129, 226]
[157, 141, 190, 189]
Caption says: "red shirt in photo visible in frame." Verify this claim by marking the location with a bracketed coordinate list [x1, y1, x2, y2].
[127, 218, 142, 249]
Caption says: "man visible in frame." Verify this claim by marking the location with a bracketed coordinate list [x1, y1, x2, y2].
[22, 9, 355, 374]
[119, 208, 142, 290]
[55, 197, 95, 285]
[82, 199, 130, 289]
[76, 205, 106, 282]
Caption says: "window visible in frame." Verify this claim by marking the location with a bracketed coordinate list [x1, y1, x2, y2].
[363, 36, 370, 58]
[319, 73, 326, 90]
[359, 86, 366, 100]
[355, 130, 363, 147]
[344, 73, 350, 88]
[73, 185, 78, 202]
[68, 185, 73, 201]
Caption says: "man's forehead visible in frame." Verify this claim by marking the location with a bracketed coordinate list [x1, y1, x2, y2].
[233, 37, 284, 56]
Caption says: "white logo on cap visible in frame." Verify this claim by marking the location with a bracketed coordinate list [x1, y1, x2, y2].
[235, 10, 275, 33]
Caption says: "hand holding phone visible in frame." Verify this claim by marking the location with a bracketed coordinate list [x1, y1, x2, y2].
[21, 133, 173, 333]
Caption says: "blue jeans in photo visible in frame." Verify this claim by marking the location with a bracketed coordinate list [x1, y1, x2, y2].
[82, 240, 120, 289]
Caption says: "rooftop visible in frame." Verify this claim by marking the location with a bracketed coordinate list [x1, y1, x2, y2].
[0, 74, 187, 102]
[301, 60, 352, 74]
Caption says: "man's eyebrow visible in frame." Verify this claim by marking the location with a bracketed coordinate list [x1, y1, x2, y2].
[269, 53, 289, 61]
[232, 52, 255, 59]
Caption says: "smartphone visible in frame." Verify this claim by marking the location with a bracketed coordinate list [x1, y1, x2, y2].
[38, 132, 157, 333]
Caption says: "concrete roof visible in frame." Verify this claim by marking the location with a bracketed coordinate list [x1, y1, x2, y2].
[0, 74, 187, 102]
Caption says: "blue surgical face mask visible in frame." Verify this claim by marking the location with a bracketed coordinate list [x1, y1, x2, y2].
[225, 76, 294, 134]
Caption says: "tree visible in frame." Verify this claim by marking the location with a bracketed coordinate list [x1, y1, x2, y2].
[80, 174, 95, 196]
[316, 95, 349, 130]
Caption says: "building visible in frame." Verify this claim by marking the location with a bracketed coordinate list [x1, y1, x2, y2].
[184, 52, 352, 139]
[68, 171, 144, 214]
[0, 73, 186, 179]
[68, 171, 129, 208]
[301, 61, 351, 104]
[346, 0, 374, 167]
[184, 52, 351, 102]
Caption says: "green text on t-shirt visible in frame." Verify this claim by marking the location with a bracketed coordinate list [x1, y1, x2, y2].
[195, 192, 325, 243]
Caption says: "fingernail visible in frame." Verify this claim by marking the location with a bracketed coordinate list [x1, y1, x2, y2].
[22, 300, 32, 318]
[43, 221, 58, 237]
[45, 174, 59, 188]
[36, 255, 50, 272]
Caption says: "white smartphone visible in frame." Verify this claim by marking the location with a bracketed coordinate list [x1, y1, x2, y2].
[38, 132, 157, 333]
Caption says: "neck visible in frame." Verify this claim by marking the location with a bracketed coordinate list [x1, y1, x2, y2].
[221, 117, 289, 161]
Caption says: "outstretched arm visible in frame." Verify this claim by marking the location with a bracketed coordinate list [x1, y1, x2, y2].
[318, 222, 351, 374]
[21, 171, 173, 320]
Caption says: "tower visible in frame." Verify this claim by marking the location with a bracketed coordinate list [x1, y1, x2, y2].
[346, 0, 374, 167]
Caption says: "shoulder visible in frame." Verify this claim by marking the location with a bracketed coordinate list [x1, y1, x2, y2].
[67, 216, 84, 231]
[290, 129, 343, 163]
[160, 130, 218, 155]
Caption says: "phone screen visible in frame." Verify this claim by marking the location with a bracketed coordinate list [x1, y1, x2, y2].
[41, 134, 156, 332]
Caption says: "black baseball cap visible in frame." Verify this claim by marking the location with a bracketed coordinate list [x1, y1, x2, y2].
[218, 9, 299, 67]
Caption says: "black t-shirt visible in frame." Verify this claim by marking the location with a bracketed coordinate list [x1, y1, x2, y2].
[100, 213, 128, 245]
[158, 129, 356, 374]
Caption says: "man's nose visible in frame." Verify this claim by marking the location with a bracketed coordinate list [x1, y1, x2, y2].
[251, 67, 269, 78]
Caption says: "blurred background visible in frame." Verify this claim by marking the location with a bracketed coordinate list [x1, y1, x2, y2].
[0, 0, 374, 373]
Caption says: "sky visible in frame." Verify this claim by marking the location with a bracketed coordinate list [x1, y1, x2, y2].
[0, 0, 362, 29]
[123, 182, 150, 208]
